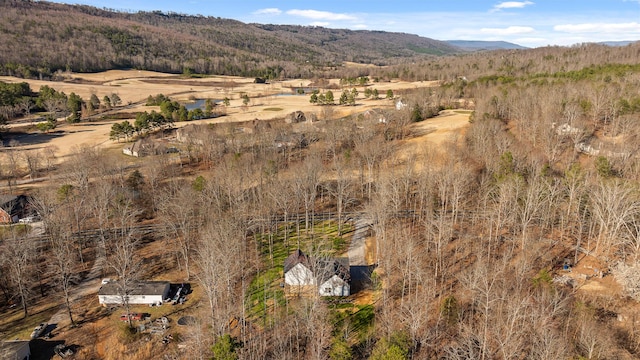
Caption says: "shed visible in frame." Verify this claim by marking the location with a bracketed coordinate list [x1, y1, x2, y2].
[0, 341, 30, 360]
[98, 281, 170, 306]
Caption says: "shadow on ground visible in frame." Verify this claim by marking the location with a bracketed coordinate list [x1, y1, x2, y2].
[350, 265, 377, 294]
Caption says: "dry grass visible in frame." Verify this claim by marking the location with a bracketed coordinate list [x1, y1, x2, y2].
[1, 70, 442, 163]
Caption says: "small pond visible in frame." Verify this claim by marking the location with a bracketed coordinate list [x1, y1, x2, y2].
[184, 99, 220, 111]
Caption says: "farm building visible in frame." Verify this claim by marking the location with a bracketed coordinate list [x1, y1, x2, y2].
[0, 340, 30, 360]
[98, 281, 170, 306]
[284, 250, 351, 297]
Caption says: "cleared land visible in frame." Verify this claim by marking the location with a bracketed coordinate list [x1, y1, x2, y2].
[1, 70, 442, 161]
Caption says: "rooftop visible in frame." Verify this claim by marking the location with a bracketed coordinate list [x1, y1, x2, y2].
[0, 341, 30, 360]
[98, 281, 170, 296]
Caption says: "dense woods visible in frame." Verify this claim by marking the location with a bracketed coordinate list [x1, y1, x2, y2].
[3, 1, 640, 359]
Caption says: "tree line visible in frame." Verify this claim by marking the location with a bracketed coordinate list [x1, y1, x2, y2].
[0, 81, 122, 126]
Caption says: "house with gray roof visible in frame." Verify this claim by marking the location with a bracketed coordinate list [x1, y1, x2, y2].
[284, 250, 350, 297]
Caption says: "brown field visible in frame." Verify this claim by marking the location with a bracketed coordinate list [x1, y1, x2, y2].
[0, 70, 446, 161]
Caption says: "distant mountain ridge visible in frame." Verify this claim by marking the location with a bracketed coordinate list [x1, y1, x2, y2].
[446, 40, 528, 51]
[0, 1, 463, 79]
[596, 40, 639, 47]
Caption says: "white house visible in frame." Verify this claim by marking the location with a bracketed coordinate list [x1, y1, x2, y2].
[553, 122, 582, 136]
[318, 258, 351, 297]
[284, 250, 316, 286]
[319, 274, 350, 297]
[0, 340, 31, 360]
[284, 250, 350, 297]
[98, 281, 170, 306]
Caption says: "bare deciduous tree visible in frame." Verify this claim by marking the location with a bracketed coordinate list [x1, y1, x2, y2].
[2, 232, 35, 318]
[195, 215, 244, 336]
[108, 199, 142, 328]
[158, 185, 200, 280]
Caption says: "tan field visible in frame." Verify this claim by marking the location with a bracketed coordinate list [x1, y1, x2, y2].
[0, 70, 460, 162]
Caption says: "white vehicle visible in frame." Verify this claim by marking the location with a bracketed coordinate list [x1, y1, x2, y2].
[101, 278, 112, 285]
[30, 323, 48, 339]
[18, 216, 35, 224]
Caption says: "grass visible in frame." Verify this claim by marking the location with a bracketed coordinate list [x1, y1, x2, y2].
[0, 304, 60, 340]
[262, 107, 283, 112]
[328, 303, 376, 345]
[0, 224, 31, 239]
[453, 110, 473, 114]
[245, 267, 286, 327]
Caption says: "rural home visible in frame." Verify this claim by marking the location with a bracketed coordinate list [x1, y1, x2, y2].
[318, 258, 350, 297]
[0, 340, 30, 360]
[123, 138, 171, 157]
[98, 281, 170, 306]
[284, 249, 316, 286]
[554, 123, 582, 136]
[175, 123, 206, 145]
[284, 250, 351, 296]
[0, 195, 30, 224]
[363, 109, 387, 124]
[284, 111, 306, 124]
[274, 133, 307, 150]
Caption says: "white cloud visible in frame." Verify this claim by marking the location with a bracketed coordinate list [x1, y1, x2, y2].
[286, 9, 357, 21]
[253, 8, 282, 16]
[554, 22, 640, 33]
[493, 1, 534, 10]
[480, 26, 535, 35]
[309, 21, 330, 27]
[353, 24, 368, 29]
[514, 37, 548, 46]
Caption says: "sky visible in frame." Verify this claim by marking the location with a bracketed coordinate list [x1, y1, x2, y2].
[54, 0, 640, 48]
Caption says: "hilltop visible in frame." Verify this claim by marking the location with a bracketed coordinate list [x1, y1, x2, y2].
[0, 1, 460, 79]
[446, 40, 528, 51]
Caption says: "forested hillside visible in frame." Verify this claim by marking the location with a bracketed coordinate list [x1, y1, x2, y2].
[0, 0, 459, 79]
[4, 1, 640, 358]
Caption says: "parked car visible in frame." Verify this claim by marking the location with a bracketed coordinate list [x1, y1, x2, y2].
[30, 323, 48, 339]
[18, 216, 39, 224]
[120, 313, 143, 321]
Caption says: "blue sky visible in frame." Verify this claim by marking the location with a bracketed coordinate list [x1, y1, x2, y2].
[55, 1, 640, 47]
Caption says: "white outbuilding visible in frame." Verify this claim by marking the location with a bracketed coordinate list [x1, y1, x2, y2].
[98, 281, 171, 306]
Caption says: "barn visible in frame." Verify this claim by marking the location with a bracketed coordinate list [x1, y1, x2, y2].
[98, 281, 170, 306]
